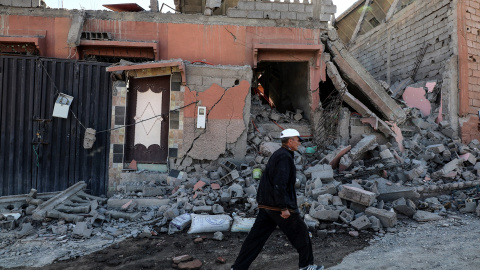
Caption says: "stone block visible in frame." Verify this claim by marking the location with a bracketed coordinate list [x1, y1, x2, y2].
[426, 144, 445, 154]
[259, 142, 281, 156]
[368, 216, 381, 231]
[305, 4, 313, 13]
[187, 75, 203, 86]
[379, 149, 394, 159]
[309, 205, 340, 221]
[280, 11, 296, 20]
[272, 2, 289, 12]
[460, 201, 477, 213]
[304, 164, 334, 181]
[237, 1, 254, 10]
[72, 222, 92, 238]
[392, 197, 416, 217]
[413, 210, 442, 222]
[264, 11, 281, 19]
[288, 3, 305, 12]
[350, 215, 371, 230]
[476, 203, 480, 217]
[365, 207, 397, 228]
[339, 209, 355, 224]
[323, 4, 337, 14]
[247, 10, 264, 19]
[227, 8, 248, 18]
[338, 185, 376, 206]
[255, 2, 271, 10]
[202, 76, 222, 87]
[296, 12, 311, 21]
[319, 13, 332, 21]
[375, 177, 420, 201]
[11, 0, 32, 7]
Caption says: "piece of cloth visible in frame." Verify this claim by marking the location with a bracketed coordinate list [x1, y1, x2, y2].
[231, 209, 314, 270]
[256, 147, 298, 211]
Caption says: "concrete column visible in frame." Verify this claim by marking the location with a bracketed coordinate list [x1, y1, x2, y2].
[150, 0, 159, 12]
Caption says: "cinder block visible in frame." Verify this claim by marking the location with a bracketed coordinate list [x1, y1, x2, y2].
[392, 197, 416, 217]
[288, 3, 304, 12]
[305, 4, 313, 13]
[12, 0, 31, 7]
[221, 78, 237, 88]
[237, 1, 255, 10]
[338, 185, 376, 206]
[319, 13, 332, 21]
[202, 76, 222, 87]
[227, 8, 248, 18]
[187, 75, 203, 86]
[296, 12, 311, 21]
[365, 207, 397, 228]
[350, 215, 371, 230]
[272, 2, 289, 12]
[247, 10, 264, 19]
[255, 2, 271, 11]
[323, 4, 337, 14]
[264, 11, 281, 19]
[309, 205, 340, 221]
[280, 11, 296, 20]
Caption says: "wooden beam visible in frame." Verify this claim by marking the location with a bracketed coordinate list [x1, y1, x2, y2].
[350, 0, 373, 44]
[385, 0, 401, 22]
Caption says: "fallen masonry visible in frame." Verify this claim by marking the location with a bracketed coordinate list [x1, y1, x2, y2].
[2, 31, 480, 270]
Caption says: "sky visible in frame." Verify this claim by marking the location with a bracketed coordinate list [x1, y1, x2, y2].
[44, 0, 357, 17]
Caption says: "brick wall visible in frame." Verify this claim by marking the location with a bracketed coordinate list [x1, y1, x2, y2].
[465, 0, 480, 115]
[349, 0, 455, 84]
[226, 0, 335, 27]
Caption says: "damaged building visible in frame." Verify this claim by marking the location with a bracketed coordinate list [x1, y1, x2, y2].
[1, 2, 480, 266]
[0, 0, 342, 195]
[335, 0, 480, 143]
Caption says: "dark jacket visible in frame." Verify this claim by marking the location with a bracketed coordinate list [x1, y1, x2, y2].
[256, 146, 298, 211]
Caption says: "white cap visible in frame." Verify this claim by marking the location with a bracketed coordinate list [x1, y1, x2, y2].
[280, 129, 304, 141]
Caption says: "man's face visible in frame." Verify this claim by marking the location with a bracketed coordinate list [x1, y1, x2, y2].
[287, 137, 302, 151]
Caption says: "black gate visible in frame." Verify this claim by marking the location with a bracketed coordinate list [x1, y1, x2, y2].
[0, 56, 111, 196]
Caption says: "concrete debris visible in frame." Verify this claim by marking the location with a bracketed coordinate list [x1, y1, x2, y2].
[365, 207, 397, 228]
[413, 210, 443, 222]
[2, 51, 480, 267]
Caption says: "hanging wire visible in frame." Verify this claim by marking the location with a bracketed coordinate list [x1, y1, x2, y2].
[96, 101, 199, 134]
[39, 57, 198, 135]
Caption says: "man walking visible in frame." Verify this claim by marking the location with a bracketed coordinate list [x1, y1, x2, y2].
[231, 129, 324, 270]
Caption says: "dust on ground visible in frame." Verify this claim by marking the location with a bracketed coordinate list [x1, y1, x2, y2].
[2, 229, 370, 270]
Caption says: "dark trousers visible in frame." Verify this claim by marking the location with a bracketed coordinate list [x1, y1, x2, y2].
[231, 208, 314, 270]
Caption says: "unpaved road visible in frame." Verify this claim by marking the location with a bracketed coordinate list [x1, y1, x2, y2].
[330, 214, 480, 270]
[2, 213, 479, 270]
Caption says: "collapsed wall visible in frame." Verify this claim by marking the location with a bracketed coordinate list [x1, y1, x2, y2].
[346, 0, 459, 136]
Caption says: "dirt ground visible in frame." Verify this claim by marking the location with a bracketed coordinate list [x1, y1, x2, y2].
[5, 229, 371, 270]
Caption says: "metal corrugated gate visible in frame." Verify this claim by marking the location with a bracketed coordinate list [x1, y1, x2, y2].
[0, 56, 111, 196]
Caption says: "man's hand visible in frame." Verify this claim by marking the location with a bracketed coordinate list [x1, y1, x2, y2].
[280, 209, 290, 219]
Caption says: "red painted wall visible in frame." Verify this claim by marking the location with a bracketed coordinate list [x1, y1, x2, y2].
[2, 14, 325, 112]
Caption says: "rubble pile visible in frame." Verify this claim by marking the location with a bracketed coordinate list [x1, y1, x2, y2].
[1, 92, 480, 266]
[1, 35, 480, 269]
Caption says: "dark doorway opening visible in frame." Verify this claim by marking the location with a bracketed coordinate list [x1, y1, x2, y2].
[255, 62, 311, 120]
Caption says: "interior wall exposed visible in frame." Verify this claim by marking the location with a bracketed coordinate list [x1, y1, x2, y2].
[256, 61, 310, 120]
